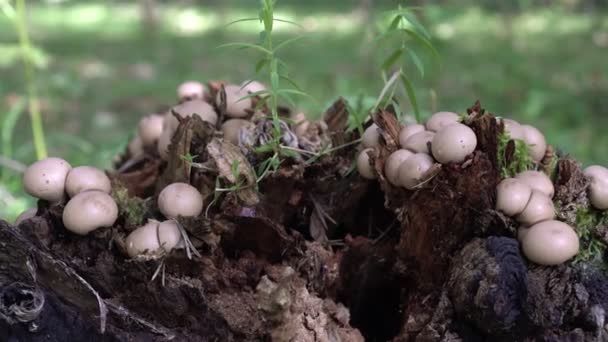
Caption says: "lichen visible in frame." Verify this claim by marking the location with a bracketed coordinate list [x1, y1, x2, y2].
[496, 131, 534, 178]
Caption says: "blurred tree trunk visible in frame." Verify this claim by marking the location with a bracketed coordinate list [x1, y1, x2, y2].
[139, 0, 159, 37]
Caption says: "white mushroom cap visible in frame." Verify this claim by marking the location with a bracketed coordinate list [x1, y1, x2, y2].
[398, 124, 425, 148]
[125, 220, 161, 258]
[218, 85, 252, 118]
[62, 190, 118, 235]
[516, 190, 555, 226]
[137, 114, 164, 147]
[158, 182, 204, 219]
[65, 166, 112, 198]
[15, 208, 37, 225]
[158, 220, 183, 252]
[397, 153, 434, 189]
[521, 125, 547, 162]
[222, 119, 251, 145]
[515, 170, 554, 198]
[23, 157, 72, 203]
[496, 178, 533, 216]
[384, 149, 414, 185]
[356, 148, 376, 180]
[402, 131, 435, 154]
[583, 165, 608, 180]
[521, 220, 579, 265]
[177, 81, 206, 100]
[128, 135, 144, 157]
[588, 176, 608, 210]
[425, 112, 459, 132]
[500, 118, 525, 140]
[241, 80, 267, 94]
[361, 123, 380, 148]
[431, 123, 477, 164]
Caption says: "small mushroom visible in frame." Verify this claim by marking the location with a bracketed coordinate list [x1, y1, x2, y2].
[158, 182, 204, 219]
[62, 190, 118, 235]
[496, 178, 532, 216]
[125, 221, 161, 258]
[361, 123, 380, 148]
[158, 220, 183, 251]
[516, 190, 555, 226]
[218, 85, 252, 118]
[137, 114, 164, 147]
[23, 157, 72, 203]
[398, 124, 425, 148]
[384, 149, 413, 185]
[241, 80, 267, 94]
[402, 131, 435, 154]
[431, 123, 477, 164]
[397, 153, 434, 190]
[222, 119, 251, 145]
[177, 81, 206, 100]
[521, 124, 547, 162]
[425, 112, 459, 132]
[15, 208, 37, 225]
[516, 170, 554, 198]
[128, 135, 144, 157]
[520, 220, 579, 265]
[500, 118, 525, 140]
[357, 148, 376, 180]
[588, 176, 608, 210]
[584, 165, 608, 180]
[65, 166, 112, 197]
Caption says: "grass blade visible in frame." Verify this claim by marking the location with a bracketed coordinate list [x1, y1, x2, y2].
[216, 42, 272, 55]
[273, 35, 306, 52]
[373, 70, 400, 111]
[400, 71, 420, 122]
[406, 47, 424, 77]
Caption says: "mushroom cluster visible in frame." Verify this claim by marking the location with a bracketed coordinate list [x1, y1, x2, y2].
[583, 165, 608, 210]
[496, 170, 579, 265]
[21, 157, 118, 235]
[356, 111, 477, 189]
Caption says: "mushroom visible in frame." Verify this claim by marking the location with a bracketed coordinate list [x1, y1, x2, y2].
[357, 148, 376, 180]
[177, 81, 206, 100]
[584, 165, 608, 210]
[15, 208, 37, 225]
[500, 118, 525, 140]
[137, 114, 164, 147]
[521, 125, 547, 162]
[583, 165, 608, 180]
[397, 152, 434, 189]
[515, 170, 554, 198]
[65, 166, 112, 197]
[241, 80, 267, 94]
[125, 220, 161, 258]
[158, 182, 204, 219]
[431, 123, 477, 164]
[384, 149, 413, 185]
[520, 220, 579, 265]
[496, 178, 532, 216]
[128, 135, 144, 157]
[425, 112, 459, 132]
[158, 220, 183, 251]
[222, 119, 252, 145]
[23, 157, 72, 203]
[62, 190, 118, 235]
[361, 123, 380, 148]
[398, 124, 425, 148]
[402, 131, 435, 154]
[516, 190, 555, 226]
[218, 85, 252, 118]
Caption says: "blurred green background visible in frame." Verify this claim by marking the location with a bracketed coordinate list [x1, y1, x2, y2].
[1, 0, 607, 221]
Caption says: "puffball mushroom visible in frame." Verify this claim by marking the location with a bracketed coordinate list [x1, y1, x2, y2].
[177, 81, 206, 100]
[516, 190, 555, 226]
[23, 157, 72, 203]
[158, 220, 183, 251]
[361, 123, 380, 148]
[222, 119, 251, 145]
[65, 166, 112, 197]
[521, 125, 547, 162]
[500, 118, 525, 140]
[399, 124, 425, 148]
[62, 190, 118, 235]
[583, 165, 608, 180]
[158, 182, 204, 219]
[402, 131, 435, 154]
[516, 170, 554, 198]
[384, 149, 413, 185]
[398, 153, 434, 190]
[584, 165, 608, 210]
[496, 178, 533, 216]
[15, 208, 37, 225]
[219, 85, 252, 118]
[241, 80, 267, 94]
[521, 220, 579, 265]
[126, 220, 184, 258]
[425, 112, 459, 132]
[357, 148, 376, 180]
[431, 123, 477, 164]
[137, 114, 164, 147]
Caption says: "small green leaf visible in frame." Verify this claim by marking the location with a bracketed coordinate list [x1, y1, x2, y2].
[280, 146, 298, 157]
[381, 48, 403, 71]
[400, 71, 420, 122]
[273, 18, 304, 28]
[216, 42, 273, 55]
[279, 74, 302, 91]
[255, 142, 275, 154]
[231, 159, 240, 179]
[276, 88, 313, 99]
[224, 17, 259, 27]
[388, 15, 402, 31]
[401, 28, 440, 61]
[255, 58, 269, 73]
[406, 48, 424, 77]
[237, 90, 270, 102]
[271, 72, 279, 91]
[399, 11, 431, 39]
[274, 35, 306, 52]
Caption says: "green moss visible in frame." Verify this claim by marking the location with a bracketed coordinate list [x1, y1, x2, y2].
[497, 131, 534, 178]
[572, 206, 608, 265]
[112, 186, 147, 228]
